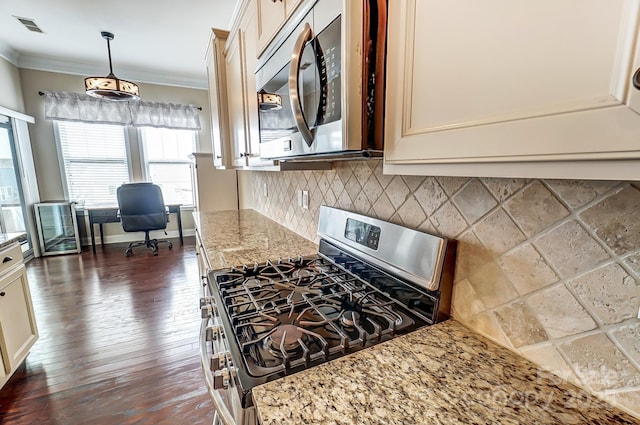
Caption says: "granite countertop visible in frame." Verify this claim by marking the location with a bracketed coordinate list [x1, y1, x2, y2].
[194, 210, 637, 424]
[0, 232, 27, 250]
[254, 320, 639, 425]
[193, 210, 318, 270]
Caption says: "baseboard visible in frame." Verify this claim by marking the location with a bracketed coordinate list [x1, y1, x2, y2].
[81, 229, 195, 246]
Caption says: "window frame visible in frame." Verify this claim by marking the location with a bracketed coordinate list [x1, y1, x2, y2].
[137, 127, 198, 207]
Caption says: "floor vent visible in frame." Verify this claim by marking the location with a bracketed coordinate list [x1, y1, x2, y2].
[13, 16, 44, 33]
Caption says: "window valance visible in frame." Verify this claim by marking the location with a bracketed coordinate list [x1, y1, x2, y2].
[43, 91, 201, 131]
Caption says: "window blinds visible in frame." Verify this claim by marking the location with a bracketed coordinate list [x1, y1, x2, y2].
[57, 121, 130, 205]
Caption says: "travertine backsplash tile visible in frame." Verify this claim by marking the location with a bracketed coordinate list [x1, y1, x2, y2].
[414, 177, 448, 215]
[580, 185, 640, 256]
[568, 263, 640, 325]
[546, 179, 617, 209]
[520, 343, 582, 386]
[474, 208, 526, 256]
[242, 161, 640, 418]
[534, 220, 610, 278]
[559, 333, 640, 391]
[428, 200, 466, 238]
[526, 285, 596, 338]
[468, 261, 519, 308]
[611, 323, 640, 361]
[435, 176, 469, 196]
[452, 179, 497, 224]
[625, 253, 640, 275]
[493, 302, 548, 348]
[504, 181, 569, 237]
[450, 278, 485, 321]
[497, 244, 558, 295]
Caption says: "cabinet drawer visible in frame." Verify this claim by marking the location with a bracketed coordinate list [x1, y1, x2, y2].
[0, 244, 22, 276]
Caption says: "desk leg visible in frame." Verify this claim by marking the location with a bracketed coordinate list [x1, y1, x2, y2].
[89, 213, 96, 254]
[99, 223, 105, 248]
[177, 208, 183, 245]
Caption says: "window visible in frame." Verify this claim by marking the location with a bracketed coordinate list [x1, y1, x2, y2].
[55, 121, 130, 205]
[140, 127, 196, 206]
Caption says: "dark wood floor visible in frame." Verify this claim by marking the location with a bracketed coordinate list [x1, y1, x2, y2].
[0, 237, 213, 425]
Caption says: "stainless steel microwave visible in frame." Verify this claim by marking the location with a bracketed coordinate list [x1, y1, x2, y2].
[255, 0, 387, 161]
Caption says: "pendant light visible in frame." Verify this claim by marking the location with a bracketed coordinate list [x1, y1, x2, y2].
[84, 31, 140, 101]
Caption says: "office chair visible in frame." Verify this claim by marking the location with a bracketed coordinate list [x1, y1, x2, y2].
[116, 183, 173, 257]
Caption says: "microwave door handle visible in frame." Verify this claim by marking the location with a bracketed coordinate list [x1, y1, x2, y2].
[289, 23, 316, 147]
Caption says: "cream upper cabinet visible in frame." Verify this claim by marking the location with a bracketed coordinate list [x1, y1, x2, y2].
[205, 29, 231, 168]
[226, 3, 275, 168]
[384, 0, 640, 180]
[256, 0, 304, 56]
[0, 242, 38, 389]
[225, 29, 249, 168]
[257, 0, 286, 54]
[285, 0, 303, 16]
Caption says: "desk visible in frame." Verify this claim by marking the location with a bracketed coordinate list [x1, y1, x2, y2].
[85, 205, 183, 254]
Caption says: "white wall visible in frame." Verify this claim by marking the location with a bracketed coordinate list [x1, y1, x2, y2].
[0, 56, 25, 113]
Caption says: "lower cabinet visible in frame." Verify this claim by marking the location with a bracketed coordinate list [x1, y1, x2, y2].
[0, 242, 38, 389]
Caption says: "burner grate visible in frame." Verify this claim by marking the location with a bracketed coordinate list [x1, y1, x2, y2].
[213, 254, 424, 378]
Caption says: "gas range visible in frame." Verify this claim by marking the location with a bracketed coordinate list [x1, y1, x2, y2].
[200, 206, 455, 425]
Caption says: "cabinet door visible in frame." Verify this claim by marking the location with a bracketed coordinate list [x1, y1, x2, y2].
[206, 30, 231, 168]
[241, 4, 268, 166]
[285, 0, 303, 16]
[385, 0, 640, 179]
[226, 30, 250, 167]
[257, 0, 287, 54]
[0, 266, 38, 371]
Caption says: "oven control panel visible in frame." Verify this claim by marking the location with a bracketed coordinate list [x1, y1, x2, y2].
[344, 218, 380, 250]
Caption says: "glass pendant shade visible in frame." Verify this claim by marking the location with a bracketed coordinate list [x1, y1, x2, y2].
[85, 32, 140, 101]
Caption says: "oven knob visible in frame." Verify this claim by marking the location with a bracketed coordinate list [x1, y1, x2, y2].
[210, 352, 226, 371]
[200, 304, 212, 319]
[205, 325, 217, 341]
[213, 368, 231, 389]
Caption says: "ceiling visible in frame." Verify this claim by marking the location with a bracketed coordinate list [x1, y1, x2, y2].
[0, 0, 238, 89]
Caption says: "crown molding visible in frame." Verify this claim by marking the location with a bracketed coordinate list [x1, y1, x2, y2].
[0, 41, 19, 66]
[16, 53, 207, 89]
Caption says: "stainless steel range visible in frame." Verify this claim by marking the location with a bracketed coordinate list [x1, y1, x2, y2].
[200, 206, 455, 425]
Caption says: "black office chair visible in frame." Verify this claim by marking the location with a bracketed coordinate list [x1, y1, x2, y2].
[116, 183, 173, 257]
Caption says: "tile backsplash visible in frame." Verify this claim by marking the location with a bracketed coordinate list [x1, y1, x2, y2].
[240, 161, 640, 417]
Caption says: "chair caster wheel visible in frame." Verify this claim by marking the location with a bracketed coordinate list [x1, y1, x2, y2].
[125, 251, 132, 257]
[169, 243, 173, 250]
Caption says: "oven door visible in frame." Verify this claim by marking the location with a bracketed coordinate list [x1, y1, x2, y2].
[258, 15, 342, 159]
[200, 295, 256, 425]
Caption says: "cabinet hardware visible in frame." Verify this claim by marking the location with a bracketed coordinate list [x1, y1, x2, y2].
[634, 68, 640, 90]
[0, 292, 5, 297]
[215, 155, 222, 159]
[2, 256, 12, 263]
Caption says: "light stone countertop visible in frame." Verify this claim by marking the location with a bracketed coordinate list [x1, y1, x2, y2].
[193, 210, 318, 270]
[193, 209, 638, 424]
[0, 232, 27, 250]
[253, 320, 639, 425]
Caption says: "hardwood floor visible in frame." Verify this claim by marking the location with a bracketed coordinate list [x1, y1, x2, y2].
[0, 237, 213, 425]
